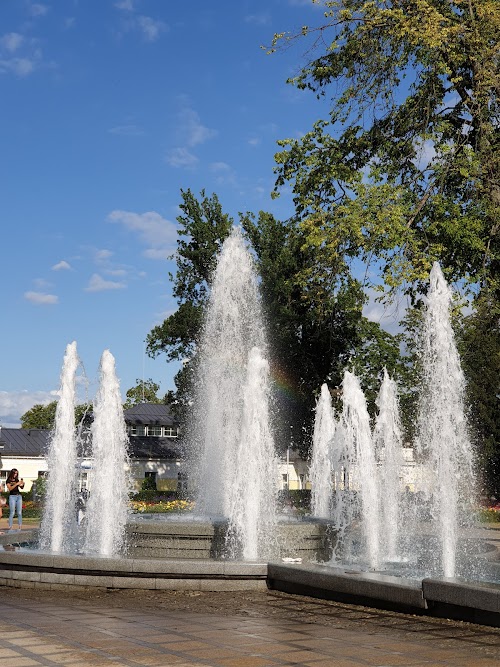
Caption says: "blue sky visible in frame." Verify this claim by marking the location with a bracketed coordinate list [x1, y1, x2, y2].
[1, 0, 339, 426]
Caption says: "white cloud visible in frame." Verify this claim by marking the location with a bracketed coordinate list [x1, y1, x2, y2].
[165, 147, 198, 168]
[29, 3, 49, 17]
[0, 389, 58, 427]
[181, 108, 216, 147]
[108, 124, 144, 136]
[107, 210, 177, 257]
[248, 137, 261, 146]
[114, 2, 167, 42]
[143, 248, 172, 260]
[209, 161, 236, 186]
[362, 287, 405, 335]
[33, 278, 52, 289]
[244, 14, 271, 25]
[137, 16, 166, 42]
[52, 260, 71, 271]
[85, 274, 126, 292]
[24, 291, 58, 305]
[94, 249, 114, 262]
[413, 139, 437, 170]
[209, 161, 231, 172]
[104, 268, 127, 277]
[0, 57, 36, 77]
[1, 33, 24, 53]
[115, 0, 134, 10]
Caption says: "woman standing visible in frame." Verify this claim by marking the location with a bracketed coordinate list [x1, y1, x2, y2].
[6, 469, 24, 531]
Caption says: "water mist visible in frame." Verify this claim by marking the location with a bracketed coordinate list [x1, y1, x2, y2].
[193, 227, 278, 558]
[40, 341, 80, 553]
[373, 369, 404, 562]
[84, 350, 131, 556]
[336, 371, 380, 569]
[415, 262, 476, 577]
[228, 347, 279, 559]
[310, 383, 335, 518]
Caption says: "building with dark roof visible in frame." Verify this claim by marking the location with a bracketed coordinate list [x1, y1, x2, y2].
[0, 403, 185, 493]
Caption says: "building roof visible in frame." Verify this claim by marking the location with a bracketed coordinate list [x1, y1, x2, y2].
[0, 428, 182, 461]
[124, 403, 177, 427]
[0, 404, 181, 461]
[0, 428, 49, 457]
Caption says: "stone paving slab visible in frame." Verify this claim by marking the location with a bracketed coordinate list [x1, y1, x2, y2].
[0, 587, 499, 666]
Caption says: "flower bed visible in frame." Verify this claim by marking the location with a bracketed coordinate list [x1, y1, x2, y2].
[1, 501, 42, 519]
[477, 507, 500, 523]
[130, 499, 195, 514]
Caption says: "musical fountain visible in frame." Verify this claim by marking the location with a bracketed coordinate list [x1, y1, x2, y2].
[269, 263, 500, 625]
[1, 247, 499, 623]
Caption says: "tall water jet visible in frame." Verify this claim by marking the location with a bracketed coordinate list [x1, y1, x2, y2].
[337, 371, 380, 569]
[310, 383, 335, 518]
[227, 347, 279, 559]
[415, 262, 476, 577]
[84, 350, 131, 556]
[373, 369, 403, 561]
[40, 341, 80, 553]
[193, 227, 278, 558]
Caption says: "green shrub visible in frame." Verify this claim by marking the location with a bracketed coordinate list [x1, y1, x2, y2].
[141, 476, 157, 492]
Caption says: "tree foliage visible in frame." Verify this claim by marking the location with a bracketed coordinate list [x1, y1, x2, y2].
[146, 189, 234, 422]
[21, 402, 58, 430]
[147, 193, 411, 456]
[270, 0, 500, 298]
[242, 211, 405, 455]
[20, 401, 93, 430]
[457, 296, 500, 497]
[123, 379, 162, 410]
[146, 189, 233, 363]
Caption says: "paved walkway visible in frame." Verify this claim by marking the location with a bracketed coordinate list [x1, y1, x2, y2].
[0, 588, 499, 667]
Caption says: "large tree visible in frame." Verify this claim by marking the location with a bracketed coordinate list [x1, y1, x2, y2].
[146, 189, 233, 421]
[148, 192, 407, 455]
[20, 401, 93, 430]
[270, 0, 499, 298]
[457, 295, 500, 497]
[21, 402, 58, 430]
[242, 211, 406, 455]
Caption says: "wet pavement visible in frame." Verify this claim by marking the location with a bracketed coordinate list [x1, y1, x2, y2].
[0, 588, 499, 666]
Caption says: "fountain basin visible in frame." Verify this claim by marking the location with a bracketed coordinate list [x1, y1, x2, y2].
[2, 531, 500, 627]
[0, 531, 267, 592]
[267, 561, 500, 627]
[127, 517, 334, 561]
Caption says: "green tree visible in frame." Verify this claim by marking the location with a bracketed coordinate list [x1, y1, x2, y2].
[123, 379, 162, 410]
[21, 402, 57, 429]
[146, 189, 234, 422]
[21, 401, 94, 430]
[270, 0, 499, 298]
[457, 295, 500, 497]
[241, 211, 405, 455]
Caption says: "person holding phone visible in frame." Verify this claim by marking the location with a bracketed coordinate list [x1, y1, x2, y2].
[6, 469, 24, 531]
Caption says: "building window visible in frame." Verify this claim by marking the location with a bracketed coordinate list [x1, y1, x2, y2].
[150, 425, 162, 437]
[129, 425, 137, 436]
[164, 426, 179, 437]
[78, 472, 88, 492]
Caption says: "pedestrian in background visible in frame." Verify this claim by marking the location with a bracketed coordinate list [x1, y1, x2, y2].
[6, 469, 24, 531]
